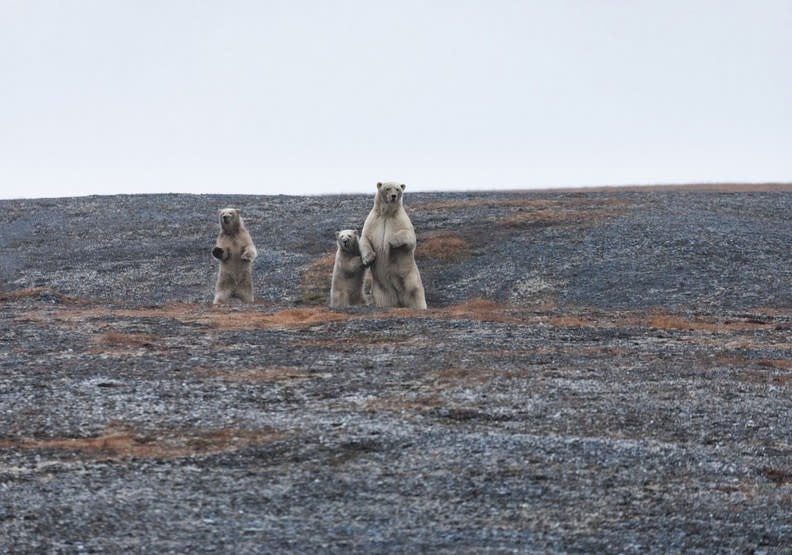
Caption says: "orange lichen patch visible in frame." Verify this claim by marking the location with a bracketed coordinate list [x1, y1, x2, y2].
[435, 301, 619, 327]
[761, 467, 792, 485]
[112, 302, 215, 320]
[0, 287, 54, 300]
[497, 200, 628, 229]
[737, 370, 792, 387]
[428, 298, 522, 324]
[363, 394, 446, 413]
[412, 196, 631, 229]
[94, 331, 159, 347]
[724, 355, 792, 372]
[757, 360, 792, 370]
[205, 306, 355, 330]
[0, 427, 284, 459]
[212, 302, 525, 328]
[24, 302, 210, 325]
[498, 209, 578, 228]
[15, 302, 360, 331]
[379, 307, 430, 319]
[0, 287, 85, 304]
[416, 231, 471, 263]
[644, 315, 723, 332]
[15, 302, 217, 334]
[642, 314, 775, 332]
[298, 251, 336, 305]
[16, 294, 783, 336]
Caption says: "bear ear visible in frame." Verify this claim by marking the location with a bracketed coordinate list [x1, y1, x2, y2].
[234, 208, 241, 215]
[400, 184, 406, 191]
[335, 230, 340, 238]
[377, 182, 383, 189]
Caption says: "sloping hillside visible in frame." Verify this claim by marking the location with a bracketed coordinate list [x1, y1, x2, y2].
[1, 185, 792, 552]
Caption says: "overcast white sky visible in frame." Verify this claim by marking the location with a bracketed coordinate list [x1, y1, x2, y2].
[1, 0, 790, 199]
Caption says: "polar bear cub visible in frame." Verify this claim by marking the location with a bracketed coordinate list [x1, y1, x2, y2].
[212, 208, 257, 304]
[330, 229, 366, 307]
[359, 182, 427, 309]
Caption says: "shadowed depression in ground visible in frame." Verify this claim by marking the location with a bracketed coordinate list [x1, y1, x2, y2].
[1, 185, 792, 552]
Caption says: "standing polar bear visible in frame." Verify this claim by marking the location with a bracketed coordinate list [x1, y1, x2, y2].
[359, 182, 427, 309]
[212, 208, 257, 304]
[330, 229, 366, 307]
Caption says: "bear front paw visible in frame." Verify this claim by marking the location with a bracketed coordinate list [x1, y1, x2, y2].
[212, 247, 225, 260]
[361, 251, 376, 267]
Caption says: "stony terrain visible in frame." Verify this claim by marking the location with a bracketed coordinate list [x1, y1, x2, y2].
[1, 184, 791, 552]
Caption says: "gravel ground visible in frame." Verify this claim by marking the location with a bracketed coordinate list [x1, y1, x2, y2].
[1, 185, 792, 552]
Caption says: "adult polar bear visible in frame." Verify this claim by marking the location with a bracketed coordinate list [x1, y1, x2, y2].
[359, 182, 427, 309]
[212, 208, 257, 304]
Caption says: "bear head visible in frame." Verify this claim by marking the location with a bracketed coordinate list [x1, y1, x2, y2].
[336, 229, 360, 255]
[377, 182, 406, 206]
[218, 208, 242, 234]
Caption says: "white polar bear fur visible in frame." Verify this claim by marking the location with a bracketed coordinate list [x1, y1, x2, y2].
[359, 182, 427, 309]
[212, 208, 257, 304]
[330, 229, 365, 307]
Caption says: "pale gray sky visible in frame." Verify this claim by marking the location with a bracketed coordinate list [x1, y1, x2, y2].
[1, 0, 790, 199]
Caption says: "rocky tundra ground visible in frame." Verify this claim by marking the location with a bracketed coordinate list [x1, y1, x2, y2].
[1, 184, 791, 552]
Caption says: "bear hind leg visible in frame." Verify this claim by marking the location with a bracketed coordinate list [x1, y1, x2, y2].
[371, 280, 398, 308]
[398, 274, 427, 309]
[233, 271, 255, 303]
[213, 288, 232, 305]
[235, 282, 254, 303]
